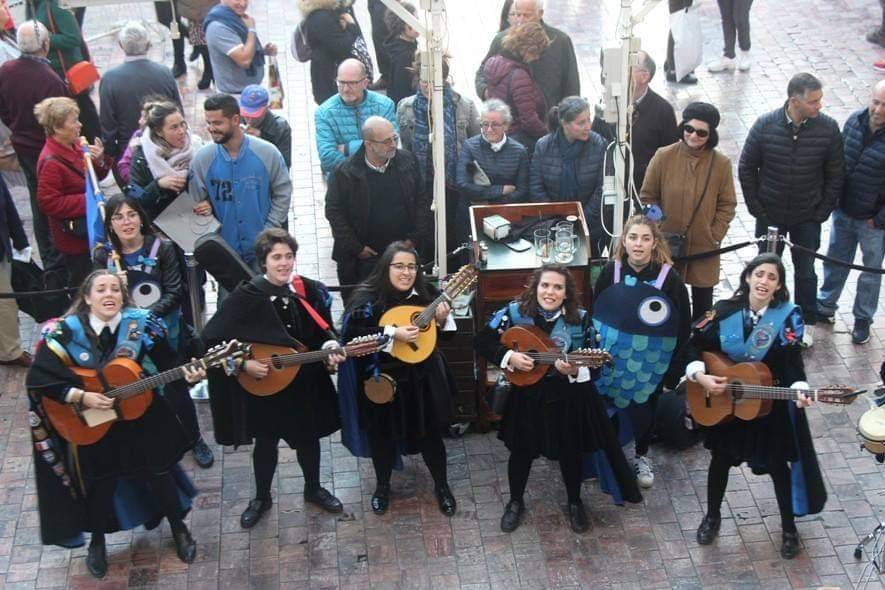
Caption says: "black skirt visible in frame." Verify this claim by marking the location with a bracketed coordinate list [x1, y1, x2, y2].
[704, 399, 802, 471]
[76, 394, 192, 481]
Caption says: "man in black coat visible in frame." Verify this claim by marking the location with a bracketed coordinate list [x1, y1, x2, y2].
[0, 177, 31, 367]
[630, 51, 680, 191]
[325, 116, 432, 303]
[474, 0, 579, 112]
[739, 73, 844, 345]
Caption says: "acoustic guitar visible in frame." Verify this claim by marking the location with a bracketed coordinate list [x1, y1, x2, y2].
[499, 325, 612, 387]
[686, 351, 859, 426]
[238, 333, 389, 396]
[379, 265, 478, 364]
[42, 340, 248, 446]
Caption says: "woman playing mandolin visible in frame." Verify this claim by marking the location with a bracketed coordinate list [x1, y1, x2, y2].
[201, 228, 346, 529]
[26, 270, 204, 578]
[93, 194, 215, 469]
[475, 263, 642, 534]
[341, 241, 458, 517]
[687, 253, 824, 559]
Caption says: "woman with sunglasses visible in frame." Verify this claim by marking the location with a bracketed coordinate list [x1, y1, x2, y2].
[340, 241, 458, 517]
[640, 102, 737, 320]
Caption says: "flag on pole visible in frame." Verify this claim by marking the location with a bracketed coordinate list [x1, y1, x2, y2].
[82, 141, 106, 252]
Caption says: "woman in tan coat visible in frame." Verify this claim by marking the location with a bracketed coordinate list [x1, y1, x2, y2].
[640, 102, 736, 320]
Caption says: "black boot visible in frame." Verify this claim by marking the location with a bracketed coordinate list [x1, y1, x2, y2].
[240, 497, 272, 529]
[435, 483, 456, 517]
[696, 514, 721, 545]
[781, 530, 800, 559]
[567, 500, 589, 533]
[86, 540, 107, 579]
[371, 484, 390, 515]
[172, 37, 186, 78]
[172, 524, 196, 563]
[197, 46, 213, 90]
[500, 499, 525, 533]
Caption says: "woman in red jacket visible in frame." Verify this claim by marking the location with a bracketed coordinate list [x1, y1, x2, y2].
[34, 97, 112, 288]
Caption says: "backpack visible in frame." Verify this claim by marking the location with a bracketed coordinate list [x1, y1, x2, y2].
[291, 20, 311, 63]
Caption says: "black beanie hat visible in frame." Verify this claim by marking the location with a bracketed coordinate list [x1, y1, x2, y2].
[681, 102, 720, 129]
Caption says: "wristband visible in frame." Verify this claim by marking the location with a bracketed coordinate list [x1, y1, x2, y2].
[248, 28, 256, 34]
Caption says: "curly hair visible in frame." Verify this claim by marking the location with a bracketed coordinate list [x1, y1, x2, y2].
[33, 97, 79, 137]
[515, 263, 581, 324]
[610, 214, 673, 267]
[501, 21, 550, 63]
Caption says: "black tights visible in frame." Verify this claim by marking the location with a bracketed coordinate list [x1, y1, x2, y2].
[706, 453, 795, 532]
[369, 430, 448, 490]
[88, 473, 185, 547]
[253, 437, 321, 500]
[508, 450, 583, 504]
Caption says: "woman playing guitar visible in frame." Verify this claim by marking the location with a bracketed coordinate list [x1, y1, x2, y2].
[687, 253, 825, 559]
[475, 264, 642, 535]
[340, 241, 458, 517]
[201, 229, 346, 529]
[26, 270, 203, 578]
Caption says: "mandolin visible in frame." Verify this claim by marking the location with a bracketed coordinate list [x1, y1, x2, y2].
[238, 333, 389, 396]
[499, 325, 612, 387]
[686, 351, 859, 426]
[42, 340, 249, 445]
[379, 265, 478, 364]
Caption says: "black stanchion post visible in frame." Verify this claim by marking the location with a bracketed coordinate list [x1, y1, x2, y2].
[185, 252, 209, 401]
[766, 226, 779, 253]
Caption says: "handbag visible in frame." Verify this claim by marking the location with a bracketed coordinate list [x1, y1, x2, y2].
[45, 4, 99, 95]
[661, 152, 716, 259]
[11, 259, 71, 322]
[669, 4, 702, 81]
[39, 155, 89, 238]
[291, 20, 311, 62]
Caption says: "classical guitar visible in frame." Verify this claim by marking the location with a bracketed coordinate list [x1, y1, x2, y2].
[686, 351, 859, 427]
[499, 325, 612, 387]
[379, 265, 478, 364]
[42, 340, 249, 446]
[238, 333, 389, 396]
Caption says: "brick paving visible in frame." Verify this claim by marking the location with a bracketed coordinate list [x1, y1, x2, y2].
[2, 0, 885, 587]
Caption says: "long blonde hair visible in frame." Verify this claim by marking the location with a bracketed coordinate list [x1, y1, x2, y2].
[611, 214, 673, 267]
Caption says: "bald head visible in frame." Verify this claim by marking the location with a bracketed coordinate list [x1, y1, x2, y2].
[337, 59, 369, 105]
[870, 79, 885, 131]
[362, 116, 393, 141]
[16, 21, 50, 56]
[338, 59, 366, 80]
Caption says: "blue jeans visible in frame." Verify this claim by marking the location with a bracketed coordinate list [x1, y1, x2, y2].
[755, 218, 821, 324]
[817, 208, 885, 322]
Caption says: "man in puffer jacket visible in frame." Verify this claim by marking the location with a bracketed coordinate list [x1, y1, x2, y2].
[315, 59, 397, 177]
[738, 72, 844, 345]
[817, 79, 885, 345]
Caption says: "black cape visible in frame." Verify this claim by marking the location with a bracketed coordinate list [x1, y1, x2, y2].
[201, 276, 341, 447]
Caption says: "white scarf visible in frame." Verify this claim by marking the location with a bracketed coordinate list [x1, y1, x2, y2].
[141, 128, 201, 179]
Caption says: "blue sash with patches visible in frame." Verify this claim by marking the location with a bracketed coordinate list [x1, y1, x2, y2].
[49, 309, 151, 369]
[505, 302, 586, 352]
[719, 304, 797, 362]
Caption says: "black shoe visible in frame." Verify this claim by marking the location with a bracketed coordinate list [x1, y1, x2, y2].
[567, 500, 589, 533]
[192, 437, 214, 468]
[781, 530, 800, 559]
[86, 543, 107, 579]
[852, 319, 872, 344]
[665, 69, 677, 82]
[867, 28, 885, 47]
[500, 499, 525, 533]
[197, 46, 213, 90]
[304, 486, 343, 514]
[172, 527, 196, 563]
[189, 46, 200, 62]
[678, 73, 698, 84]
[240, 497, 272, 529]
[371, 485, 390, 515]
[172, 60, 186, 78]
[696, 514, 721, 545]
[435, 484, 456, 517]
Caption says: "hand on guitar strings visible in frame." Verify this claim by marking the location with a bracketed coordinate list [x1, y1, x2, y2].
[695, 373, 728, 395]
[244, 359, 270, 379]
[554, 359, 579, 376]
[322, 341, 346, 372]
[82, 391, 114, 410]
[508, 352, 535, 372]
[393, 325, 420, 343]
[182, 360, 208, 384]
[435, 302, 451, 326]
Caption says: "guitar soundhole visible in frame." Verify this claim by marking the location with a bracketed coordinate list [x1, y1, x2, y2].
[411, 312, 431, 332]
[271, 355, 283, 370]
[730, 380, 744, 401]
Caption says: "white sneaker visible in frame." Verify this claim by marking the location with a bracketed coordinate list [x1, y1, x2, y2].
[737, 50, 752, 71]
[802, 325, 814, 348]
[633, 455, 654, 488]
[707, 56, 736, 73]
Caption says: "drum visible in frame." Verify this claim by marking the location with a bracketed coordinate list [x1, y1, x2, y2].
[857, 407, 885, 454]
[364, 373, 396, 404]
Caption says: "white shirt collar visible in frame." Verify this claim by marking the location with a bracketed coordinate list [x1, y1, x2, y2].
[483, 134, 508, 152]
[748, 305, 768, 325]
[89, 312, 122, 335]
[365, 155, 391, 173]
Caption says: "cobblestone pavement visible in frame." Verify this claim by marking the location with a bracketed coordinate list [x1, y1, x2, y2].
[2, 0, 885, 588]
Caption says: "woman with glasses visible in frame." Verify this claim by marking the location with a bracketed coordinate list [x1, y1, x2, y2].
[455, 98, 529, 246]
[126, 99, 203, 222]
[339, 241, 458, 517]
[640, 102, 736, 320]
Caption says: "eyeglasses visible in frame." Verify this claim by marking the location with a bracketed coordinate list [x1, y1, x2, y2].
[368, 133, 399, 146]
[683, 124, 710, 138]
[390, 263, 419, 273]
[480, 121, 505, 129]
[336, 78, 367, 87]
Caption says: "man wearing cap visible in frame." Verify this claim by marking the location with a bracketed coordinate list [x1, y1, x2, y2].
[240, 85, 292, 168]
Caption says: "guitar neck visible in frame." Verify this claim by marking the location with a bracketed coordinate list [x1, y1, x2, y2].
[524, 352, 605, 367]
[106, 364, 193, 401]
[255, 343, 370, 369]
[414, 293, 449, 328]
[725, 385, 821, 401]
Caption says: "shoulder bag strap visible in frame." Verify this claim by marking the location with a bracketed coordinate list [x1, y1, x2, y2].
[43, 4, 69, 74]
[289, 276, 332, 332]
[680, 151, 717, 236]
[42, 154, 82, 177]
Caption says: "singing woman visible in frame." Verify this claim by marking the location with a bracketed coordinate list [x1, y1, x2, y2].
[26, 269, 201, 578]
[687, 253, 826, 559]
[475, 263, 642, 534]
[340, 241, 458, 516]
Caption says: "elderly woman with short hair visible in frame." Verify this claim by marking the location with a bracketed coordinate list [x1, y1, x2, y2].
[34, 97, 112, 287]
[455, 99, 529, 244]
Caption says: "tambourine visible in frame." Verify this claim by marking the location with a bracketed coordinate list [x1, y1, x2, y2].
[364, 373, 396, 404]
